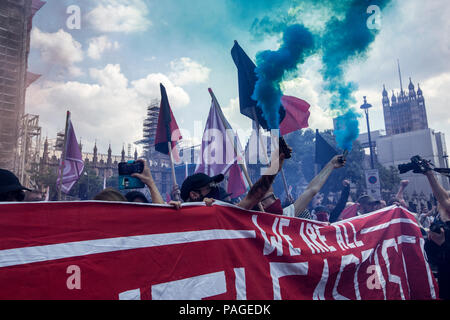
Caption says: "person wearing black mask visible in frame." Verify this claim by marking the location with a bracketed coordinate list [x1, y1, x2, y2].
[180, 173, 226, 203]
[178, 146, 288, 210]
[0, 169, 31, 202]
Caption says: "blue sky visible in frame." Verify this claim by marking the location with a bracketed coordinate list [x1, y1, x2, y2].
[26, 0, 450, 158]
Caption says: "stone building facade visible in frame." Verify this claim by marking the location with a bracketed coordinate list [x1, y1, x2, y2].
[39, 137, 173, 201]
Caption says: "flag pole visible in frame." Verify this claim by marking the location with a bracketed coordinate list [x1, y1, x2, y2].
[252, 109, 292, 205]
[168, 141, 181, 201]
[57, 110, 70, 201]
[208, 88, 264, 211]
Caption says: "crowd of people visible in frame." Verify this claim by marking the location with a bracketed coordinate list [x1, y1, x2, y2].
[1, 143, 450, 300]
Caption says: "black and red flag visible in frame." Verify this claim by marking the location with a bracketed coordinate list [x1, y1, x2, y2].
[155, 83, 182, 155]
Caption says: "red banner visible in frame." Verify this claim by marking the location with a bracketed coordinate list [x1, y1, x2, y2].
[0, 202, 438, 300]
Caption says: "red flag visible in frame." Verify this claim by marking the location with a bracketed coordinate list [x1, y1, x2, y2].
[155, 84, 182, 155]
[279, 95, 310, 136]
[227, 162, 247, 198]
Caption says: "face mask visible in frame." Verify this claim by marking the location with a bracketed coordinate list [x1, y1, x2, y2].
[190, 186, 220, 202]
[202, 186, 220, 201]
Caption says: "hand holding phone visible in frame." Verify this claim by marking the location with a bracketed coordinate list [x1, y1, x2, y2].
[118, 161, 145, 189]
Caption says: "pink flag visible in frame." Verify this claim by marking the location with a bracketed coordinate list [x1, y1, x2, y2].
[56, 114, 84, 194]
[227, 162, 247, 198]
[279, 95, 311, 136]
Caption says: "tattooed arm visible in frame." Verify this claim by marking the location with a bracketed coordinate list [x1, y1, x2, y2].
[237, 152, 286, 210]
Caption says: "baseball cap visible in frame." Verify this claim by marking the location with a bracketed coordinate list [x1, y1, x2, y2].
[0, 169, 32, 194]
[180, 173, 224, 201]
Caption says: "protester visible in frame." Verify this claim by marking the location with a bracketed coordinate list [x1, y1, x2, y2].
[403, 158, 450, 299]
[419, 205, 437, 229]
[424, 208, 450, 300]
[395, 180, 410, 208]
[313, 206, 330, 222]
[374, 199, 387, 211]
[254, 186, 284, 214]
[179, 145, 288, 211]
[180, 173, 227, 203]
[282, 154, 346, 219]
[328, 179, 351, 223]
[424, 168, 450, 219]
[125, 191, 149, 203]
[357, 195, 381, 214]
[130, 159, 164, 204]
[24, 190, 44, 202]
[93, 188, 127, 202]
[0, 169, 31, 202]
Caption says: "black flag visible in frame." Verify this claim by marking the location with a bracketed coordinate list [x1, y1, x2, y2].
[231, 40, 285, 130]
[315, 130, 338, 169]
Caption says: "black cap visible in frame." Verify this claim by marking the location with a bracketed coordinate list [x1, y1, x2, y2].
[0, 169, 32, 194]
[180, 173, 224, 201]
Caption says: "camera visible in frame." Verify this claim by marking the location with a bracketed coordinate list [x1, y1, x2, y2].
[118, 161, 145, 190]
[398, 155, 432, 174]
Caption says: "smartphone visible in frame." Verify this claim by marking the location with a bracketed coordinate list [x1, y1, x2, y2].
[118, 161, 145, 190]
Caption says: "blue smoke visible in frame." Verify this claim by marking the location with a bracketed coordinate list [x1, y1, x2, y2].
[252, 24, 314, 129]
[251, 0, 392, 150]
[320, 0, 391, 150]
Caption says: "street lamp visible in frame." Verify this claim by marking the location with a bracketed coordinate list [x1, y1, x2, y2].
[360, 96, 375, 169]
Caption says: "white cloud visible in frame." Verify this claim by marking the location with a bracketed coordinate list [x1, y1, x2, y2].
[169, 58, 211, 86]
[25, 64, 190, 154]
[421, 72, 450, 139]
[30, 28, 83, 76]
[87, 36, 120, 60]
[89, 64, 128, 89]
[86, 0, 151, 33]
[132, 73, 190, 108]
[222, 97, 253, 144]
[281, 57, 334, 132]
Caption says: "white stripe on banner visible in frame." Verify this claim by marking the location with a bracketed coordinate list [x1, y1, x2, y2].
[360, 218, 418, 234]
[0, 229, 256, 268]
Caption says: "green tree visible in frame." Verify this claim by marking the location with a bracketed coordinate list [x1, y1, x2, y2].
[68, 168, 104, 200]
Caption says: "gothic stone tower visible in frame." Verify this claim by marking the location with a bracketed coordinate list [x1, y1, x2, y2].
[382, 62, 428, 136]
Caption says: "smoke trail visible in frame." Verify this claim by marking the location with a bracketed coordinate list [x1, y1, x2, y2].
[250, 0, 391, 149]
[319, 0, 391, 150]
[252, 24, 315, 129]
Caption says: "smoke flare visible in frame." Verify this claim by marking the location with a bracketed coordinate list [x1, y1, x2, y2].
[252, 24, 314, 130]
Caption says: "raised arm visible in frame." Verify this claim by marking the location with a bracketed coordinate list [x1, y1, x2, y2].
[395, 180, 409, 208]
[425, 171, 450, 222]
[293, 155, 346, 216]
[131, 159, 165, 204]
[237, 149, 287, 210]
[329, 180, 351, 223]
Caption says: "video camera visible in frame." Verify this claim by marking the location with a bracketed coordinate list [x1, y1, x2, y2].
[398, 155, 433, 174]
